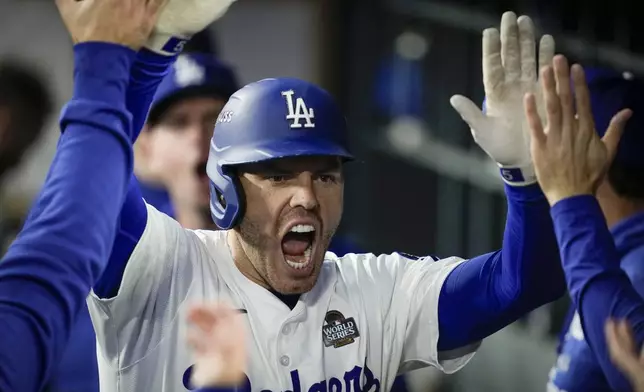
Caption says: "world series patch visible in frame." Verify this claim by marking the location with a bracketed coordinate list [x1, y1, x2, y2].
[322, 310, 360, 348]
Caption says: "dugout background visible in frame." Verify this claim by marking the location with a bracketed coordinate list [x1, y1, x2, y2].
[1, 0, 643, 391]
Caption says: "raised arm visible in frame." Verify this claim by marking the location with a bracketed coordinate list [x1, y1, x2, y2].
[437, 184, 563, 350]
[526, 56, 641, 391]
[438, 12, 564, 350]
[0, 0, 166, 388]
[552, 196, 644, 391]
[93, 0, 237, 299]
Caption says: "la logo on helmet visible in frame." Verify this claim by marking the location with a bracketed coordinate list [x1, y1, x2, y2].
[281, 90, 315, 129]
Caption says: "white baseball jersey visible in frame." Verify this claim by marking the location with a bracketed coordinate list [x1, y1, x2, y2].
[87, 203, 478, 392]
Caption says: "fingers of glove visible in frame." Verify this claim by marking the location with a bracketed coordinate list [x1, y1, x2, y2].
[524, 92, 546, 146]
[500, 11, 521, 82]
[538, 35, 556, 74]
[518, 15, 537, 81]
[553, 55, 574, 138]
[602, 109, 632, 164]
[482, 28, 504, 96]
[541, 65, 562, 138]
[450, 95, 487, 129]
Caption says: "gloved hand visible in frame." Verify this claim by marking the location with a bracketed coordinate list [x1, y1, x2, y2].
[450, 11, 555, 186]
[146, 0, 238, 55]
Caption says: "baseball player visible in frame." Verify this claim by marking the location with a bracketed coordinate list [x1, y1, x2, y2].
[0, 0, 166, 390]
[524, 56, 642, 391]
[138, 49, 407, 389]
[81, 10, 570, 391]
[135, 50, 418, 391]
[546, 68, 644, 391]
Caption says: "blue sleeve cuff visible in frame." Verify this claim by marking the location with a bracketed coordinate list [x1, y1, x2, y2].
[73, 42, 136, 104]
[550, 194, 600, 218]
[136, 47, 178, 66]
[504, 183, 546, 202]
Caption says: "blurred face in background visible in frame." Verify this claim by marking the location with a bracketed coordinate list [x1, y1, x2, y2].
[0, 62, 51, 181]
[136, 96, 226, 209]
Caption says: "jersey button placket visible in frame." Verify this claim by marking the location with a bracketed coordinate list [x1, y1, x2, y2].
[277, 322, 291, 370]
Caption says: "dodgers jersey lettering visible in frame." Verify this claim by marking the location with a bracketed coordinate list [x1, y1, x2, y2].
[87, 204, 474, 392]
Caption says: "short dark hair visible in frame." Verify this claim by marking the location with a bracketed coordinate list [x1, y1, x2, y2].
[0, 60, 52, 175]
[607, 160, 644, 200]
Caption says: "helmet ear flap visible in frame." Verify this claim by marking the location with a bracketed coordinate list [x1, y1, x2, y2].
[209, 166, 246, 229]
[228, 174, 246, 228]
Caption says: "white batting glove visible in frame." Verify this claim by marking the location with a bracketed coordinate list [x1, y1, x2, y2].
[450, 12, 555, 186]
[146, 0, 238, 56]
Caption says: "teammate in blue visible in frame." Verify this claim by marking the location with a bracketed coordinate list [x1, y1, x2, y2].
[524, 56, 642, 392]
[0, 0, 167, 389]
[546, 68, 644, 392]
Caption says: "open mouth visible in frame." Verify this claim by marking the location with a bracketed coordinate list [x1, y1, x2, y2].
[281, 224, 316, 270]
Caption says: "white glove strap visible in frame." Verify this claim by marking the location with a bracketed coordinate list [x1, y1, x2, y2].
[144, 32, 191, 56]
[498, 163, 537, 186]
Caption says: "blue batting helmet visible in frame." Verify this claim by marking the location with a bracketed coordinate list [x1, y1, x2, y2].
[206, 77, 353, 229]
[585, 68, 644, 170]
[147, 52, 239, 124]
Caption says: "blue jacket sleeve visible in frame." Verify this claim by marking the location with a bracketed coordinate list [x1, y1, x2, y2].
[437, 184, 566, 351]
[93, 50, 175, 299]
[551, 195, 644, 392]
[0, 42, 135, 392]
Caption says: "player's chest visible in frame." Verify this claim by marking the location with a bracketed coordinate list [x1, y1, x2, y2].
[197, 286, 383, 391]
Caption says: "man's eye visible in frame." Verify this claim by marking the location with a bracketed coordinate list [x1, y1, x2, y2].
[268, 175, 288, 183]
[319, 174, 338, 183]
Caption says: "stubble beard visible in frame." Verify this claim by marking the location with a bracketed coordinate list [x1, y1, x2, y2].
[235, 216, 337, 294]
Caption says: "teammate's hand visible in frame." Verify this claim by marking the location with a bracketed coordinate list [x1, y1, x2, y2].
[186, 303, 247, 388]
[55, 0, 167, 50]
[450, 11, 555, 186]
[524, 55, 631, 206]
[146, 0, 238, 55]
[605, 319, 644, 392]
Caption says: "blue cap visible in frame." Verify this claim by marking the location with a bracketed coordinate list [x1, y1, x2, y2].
[148, 52, 239, 124]
[587, 68, 644, 169]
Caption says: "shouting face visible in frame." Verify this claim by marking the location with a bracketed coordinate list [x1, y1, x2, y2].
[229, 155, 344, 294]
